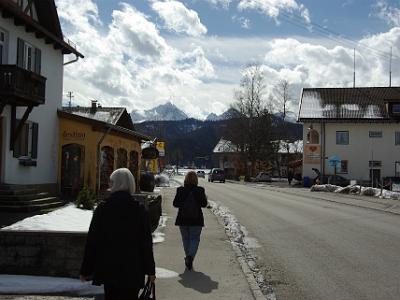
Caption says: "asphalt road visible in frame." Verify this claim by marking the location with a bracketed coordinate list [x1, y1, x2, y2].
[200, 178, 400, 300]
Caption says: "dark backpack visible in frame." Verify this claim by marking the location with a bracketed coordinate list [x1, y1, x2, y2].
[181, 191, 200, 219]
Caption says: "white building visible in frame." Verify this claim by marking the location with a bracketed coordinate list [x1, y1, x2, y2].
[298, 87, 400, 186]
[0, 0, 83, 191]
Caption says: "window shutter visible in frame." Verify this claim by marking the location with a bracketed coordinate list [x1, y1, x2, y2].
[13, 121, 28, 158]
[17, 38, 24, 68]
[34, 48, 41, 74]
[31, 122, 38, 159]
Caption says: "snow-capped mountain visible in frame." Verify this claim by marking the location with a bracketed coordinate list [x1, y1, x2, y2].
[131, 102, 188, 123]
[206, 108, 239, 121]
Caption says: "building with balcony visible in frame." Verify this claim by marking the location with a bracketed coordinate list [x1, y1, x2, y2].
[0, 0, 83, 207]
[298, 87, 400, 186]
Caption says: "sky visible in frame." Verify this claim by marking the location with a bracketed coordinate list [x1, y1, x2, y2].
[58, 0, 400, 120]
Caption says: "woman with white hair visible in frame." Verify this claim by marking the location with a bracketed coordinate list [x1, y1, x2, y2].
[80, 168, 156, 300]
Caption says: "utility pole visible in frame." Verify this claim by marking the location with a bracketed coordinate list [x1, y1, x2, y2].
[66, 91, 74, 111]
[389, 46, 392, 87]
[353, 48, 356, 88]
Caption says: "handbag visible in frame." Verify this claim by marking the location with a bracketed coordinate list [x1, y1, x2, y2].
[139, 280, 156, 300]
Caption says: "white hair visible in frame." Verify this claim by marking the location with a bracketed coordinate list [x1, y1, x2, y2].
[109, 168, 136, 195]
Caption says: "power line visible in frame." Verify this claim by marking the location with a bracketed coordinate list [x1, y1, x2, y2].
[276, 10, 400, 61]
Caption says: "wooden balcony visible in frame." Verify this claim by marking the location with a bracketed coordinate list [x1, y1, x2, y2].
[0, 65, 46, 106]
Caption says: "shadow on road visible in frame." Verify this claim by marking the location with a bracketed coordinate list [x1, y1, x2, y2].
[178, 269, 218, 293]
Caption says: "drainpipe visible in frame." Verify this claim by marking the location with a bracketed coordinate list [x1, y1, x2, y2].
[96, 126, 112, 195]
[63, 54, 80, 66]
[321, 121, 326, 177]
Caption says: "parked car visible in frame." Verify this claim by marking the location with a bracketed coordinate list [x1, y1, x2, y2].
[252, 172, 272, 182]
[320, 175, 350, 186]
[196, 170, 206, 178]
[208, 168, 225, 183]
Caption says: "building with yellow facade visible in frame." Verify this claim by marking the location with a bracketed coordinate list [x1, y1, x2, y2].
[57, 103, 149, 196]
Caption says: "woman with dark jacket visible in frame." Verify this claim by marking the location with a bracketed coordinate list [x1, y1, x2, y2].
[173, 171, 208, 270]
[80, 168, 156, 300]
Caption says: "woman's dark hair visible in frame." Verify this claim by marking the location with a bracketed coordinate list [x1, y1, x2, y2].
[184, 171, 198, 186]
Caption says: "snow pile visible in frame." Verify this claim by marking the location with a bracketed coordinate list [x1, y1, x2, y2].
[2, 204, 92, 232]
[311, 184, 400, 200]
[0, 268, 178, 295]
[2, 204, 169, 244]
[209, 200, 275, 298]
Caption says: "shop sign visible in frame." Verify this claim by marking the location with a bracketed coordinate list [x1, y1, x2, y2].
[304, 145, 321, 164]
[156, 141, 165, 157]
[62, 131, 86, 141]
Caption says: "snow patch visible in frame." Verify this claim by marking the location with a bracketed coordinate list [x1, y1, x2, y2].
[208, 200, 275, 298]
[311, 184, 400, 200]
[0, 268, 178, 295]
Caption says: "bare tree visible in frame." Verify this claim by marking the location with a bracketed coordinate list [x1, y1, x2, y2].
[272, 79, 293, 121]
[225, 63, 273, 178]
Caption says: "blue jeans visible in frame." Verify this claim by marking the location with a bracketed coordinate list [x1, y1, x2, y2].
[179, 226, 202, 258]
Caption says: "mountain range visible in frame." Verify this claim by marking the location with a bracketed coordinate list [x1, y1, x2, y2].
[131, 102, 297, 123]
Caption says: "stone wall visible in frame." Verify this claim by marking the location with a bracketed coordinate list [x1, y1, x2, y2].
[0, 230, 87, 278]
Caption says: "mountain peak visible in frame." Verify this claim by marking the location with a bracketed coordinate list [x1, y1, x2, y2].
[131, 101, 188, 123]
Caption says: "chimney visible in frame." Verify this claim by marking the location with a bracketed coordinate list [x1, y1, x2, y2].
[90, 100, 97, 114]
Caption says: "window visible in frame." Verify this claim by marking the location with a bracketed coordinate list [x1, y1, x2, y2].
[17, 38, 41, 74]
[0, 29, 6, 64]
[307, 129, 319, 144]
[369, 161, 382, 168]
[339, 160, 348, 174]
[392, 104, 400, 114]
[369, 131, 382, 138]
[395, 132, 400, 145]
[396, 162, 400, 177]
[13, 121, 38, 159]
[336, 131, 349, 145]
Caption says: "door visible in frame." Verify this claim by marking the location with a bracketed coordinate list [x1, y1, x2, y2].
[61, 143, 85, 197]
[0, 117, 3, 183]
[369, 169, 381, 188]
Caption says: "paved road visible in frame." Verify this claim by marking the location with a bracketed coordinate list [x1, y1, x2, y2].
[201, 178, 400, 300]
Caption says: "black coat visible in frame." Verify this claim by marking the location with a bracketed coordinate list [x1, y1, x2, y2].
[80, 191, 155, 288]
[173, 185, 208, 226]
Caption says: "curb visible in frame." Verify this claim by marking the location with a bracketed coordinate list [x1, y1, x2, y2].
[212, 211, 274, 300]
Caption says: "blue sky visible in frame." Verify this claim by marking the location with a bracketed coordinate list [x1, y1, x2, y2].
[57, 0, 400, 119]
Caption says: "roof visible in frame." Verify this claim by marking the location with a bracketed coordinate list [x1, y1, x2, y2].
[62, 107, 126, 126]
[298, 87, 400, 121]
[0, 0, 83, 57]
[274, 140, 303, 154]
[58, 108, 150, 141]
[213, 138, 240, 153]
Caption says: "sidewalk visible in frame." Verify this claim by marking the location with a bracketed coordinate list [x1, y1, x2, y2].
[153, 187, 256, 299]
[0, 186, 257, 300]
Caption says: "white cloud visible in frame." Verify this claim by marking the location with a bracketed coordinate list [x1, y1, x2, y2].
[57, 0, 400, 119]
[372, 1, 400, 27]
[238, 0, 311, 24]
[57, 0, 215, 116]
[232, 15, 251, 29]
[151, 1, 207, 36]
[206, 0, 232, 9]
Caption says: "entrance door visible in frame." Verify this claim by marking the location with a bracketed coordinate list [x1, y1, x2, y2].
[61, 144, 84, 197]
[0, 117, 2, 183]
[369, 169, 381, 188]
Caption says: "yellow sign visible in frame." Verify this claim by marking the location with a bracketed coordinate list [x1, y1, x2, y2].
[62, 131, 86, 141]
[156, 141, 165, 157]
[304, 145, 321, 164]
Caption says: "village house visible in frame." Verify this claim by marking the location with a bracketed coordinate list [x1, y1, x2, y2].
[0, 0, 83, 211]
[212, 138, 302, 179]
[298, 87, 400, 187]
[58, 102, 149, 196]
